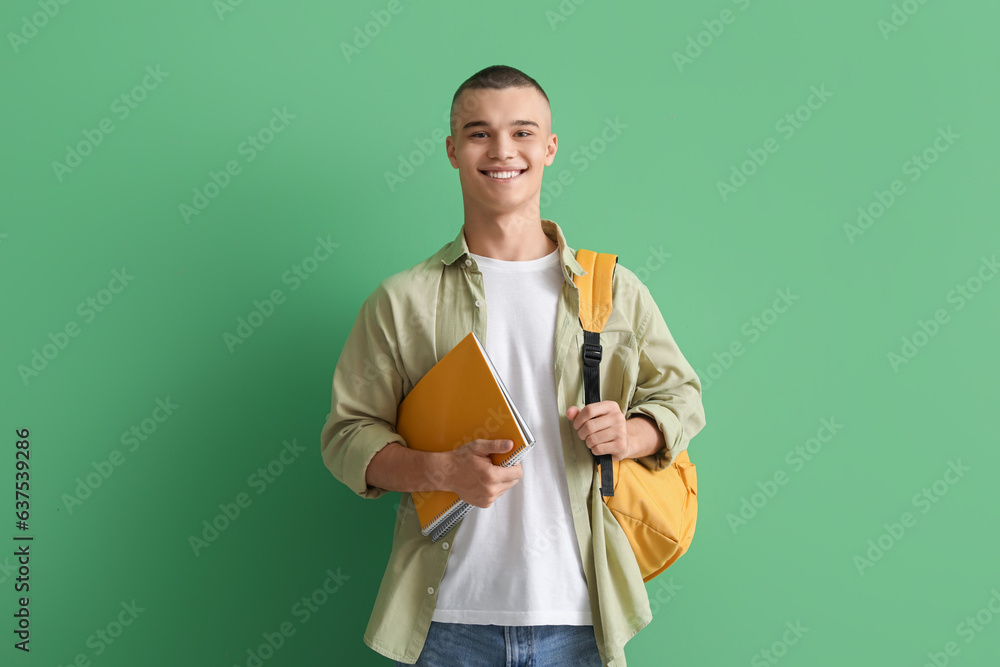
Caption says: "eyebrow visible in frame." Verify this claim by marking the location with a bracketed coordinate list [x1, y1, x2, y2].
[461, 119, 540, 130]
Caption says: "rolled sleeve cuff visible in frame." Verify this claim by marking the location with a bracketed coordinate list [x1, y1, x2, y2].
[324, 419, 407, 500]
[626, 403, 683, 472]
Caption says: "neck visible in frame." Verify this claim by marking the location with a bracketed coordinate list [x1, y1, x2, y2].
[464, 216, 557, 261]
[462, 202, 558, 261]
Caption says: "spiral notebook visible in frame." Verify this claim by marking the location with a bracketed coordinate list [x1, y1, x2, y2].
[394, 331, 536, 541]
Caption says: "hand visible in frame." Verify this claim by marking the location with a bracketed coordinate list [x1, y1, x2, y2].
[566, 402, 631, 462]
[443, 439, 523, 509]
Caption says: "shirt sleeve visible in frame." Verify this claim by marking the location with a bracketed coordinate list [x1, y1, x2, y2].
[625, 282, 707, 472]
[320, 284, 407, 500]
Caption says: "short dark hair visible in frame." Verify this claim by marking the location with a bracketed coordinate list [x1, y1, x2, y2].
[450, 65, 550, 135]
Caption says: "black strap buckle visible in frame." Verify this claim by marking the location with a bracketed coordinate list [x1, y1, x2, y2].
[582, 342, 602, 367]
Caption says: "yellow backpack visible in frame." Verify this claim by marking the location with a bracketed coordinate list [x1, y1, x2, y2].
[574, 249, 699, 582]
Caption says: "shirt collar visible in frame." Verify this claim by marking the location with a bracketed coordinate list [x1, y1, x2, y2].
[440, 219, 587, 287]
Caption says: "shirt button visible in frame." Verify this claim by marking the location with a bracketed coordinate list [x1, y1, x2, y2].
[427, 586, 435, 595]
[464, 258, 472, 267]
[475, 299, 482, 308]
[442, 542, 449, 550]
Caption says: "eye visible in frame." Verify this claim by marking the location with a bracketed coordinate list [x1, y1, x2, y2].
[469, 131, 532, 139]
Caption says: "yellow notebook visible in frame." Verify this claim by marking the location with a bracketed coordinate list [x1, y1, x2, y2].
[395, 331, 535, 541]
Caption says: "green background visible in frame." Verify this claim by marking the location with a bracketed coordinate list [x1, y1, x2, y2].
[2, 0, 998, 665]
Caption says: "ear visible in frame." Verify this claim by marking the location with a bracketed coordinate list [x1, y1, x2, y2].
[446, 135, 459, 169]
[544, 133, 558, 167]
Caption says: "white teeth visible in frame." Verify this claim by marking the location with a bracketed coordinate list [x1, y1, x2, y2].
[484, 170, 523, 180]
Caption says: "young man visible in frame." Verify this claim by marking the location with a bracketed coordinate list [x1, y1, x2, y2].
[320, 65, 706, 666]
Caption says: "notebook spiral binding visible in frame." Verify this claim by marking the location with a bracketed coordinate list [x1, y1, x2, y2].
[429, 503, 472, 542]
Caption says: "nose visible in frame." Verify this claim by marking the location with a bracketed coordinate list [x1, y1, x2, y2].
[487, 134, 517, 160]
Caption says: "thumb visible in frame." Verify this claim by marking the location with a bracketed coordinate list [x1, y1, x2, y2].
[472, 439, 512, 453]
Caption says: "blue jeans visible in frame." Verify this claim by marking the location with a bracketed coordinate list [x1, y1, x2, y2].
[394, 621, 604, 666]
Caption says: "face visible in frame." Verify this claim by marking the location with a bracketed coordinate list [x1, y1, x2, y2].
[446, 86, 557, 218]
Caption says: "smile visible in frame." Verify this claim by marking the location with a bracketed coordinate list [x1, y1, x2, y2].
[479, 168, 527, 182]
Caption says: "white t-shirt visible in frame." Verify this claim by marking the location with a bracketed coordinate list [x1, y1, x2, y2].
[431, 247, 593, 626]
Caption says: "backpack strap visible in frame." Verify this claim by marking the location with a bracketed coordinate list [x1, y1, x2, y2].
[573, 249, 619, 497]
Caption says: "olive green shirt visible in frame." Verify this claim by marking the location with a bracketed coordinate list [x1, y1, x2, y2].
[320, 219, 706, 666]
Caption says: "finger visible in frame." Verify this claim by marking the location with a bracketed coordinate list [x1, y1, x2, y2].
[482, 458, 518, 478]
[576, 412, 619, 441]
[584, 426, 619, 451]
[497, 465, 523, 483]
[572, 402, 613, 428]
[587, 440, 615, 458]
